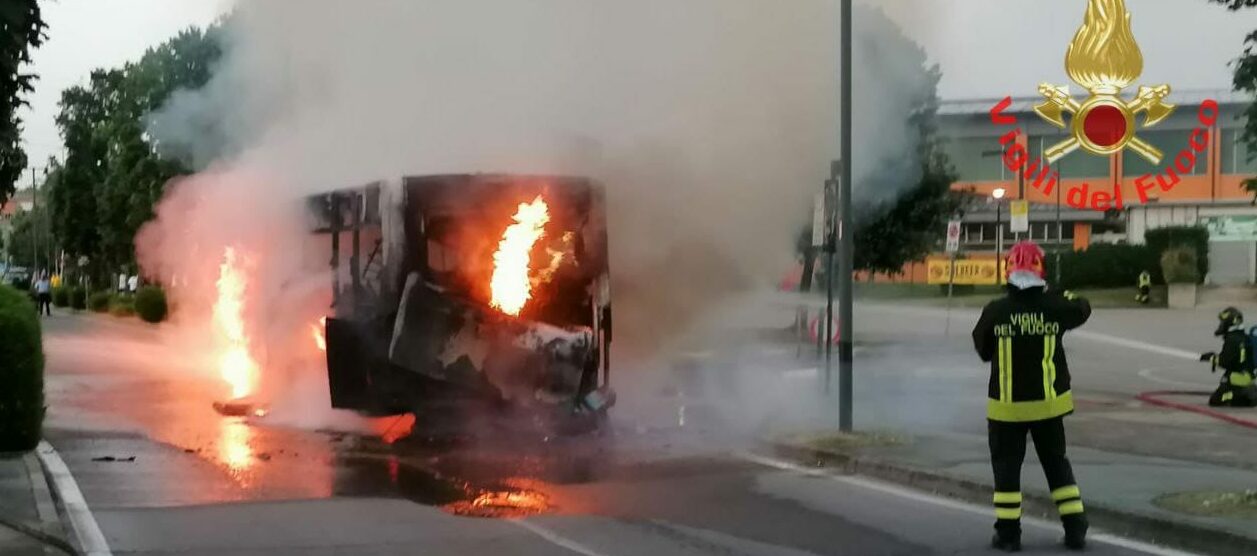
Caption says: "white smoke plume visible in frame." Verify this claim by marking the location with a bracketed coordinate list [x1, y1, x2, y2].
[137, 0, 940, 427]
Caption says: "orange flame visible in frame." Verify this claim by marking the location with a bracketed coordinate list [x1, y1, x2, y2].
[213, 247, 258, 399]
[490, 197, 549, 316]
[312, 316, 327, 352]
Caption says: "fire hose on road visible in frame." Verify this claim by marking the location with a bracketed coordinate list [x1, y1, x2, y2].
[1134, 390, 1257, 430]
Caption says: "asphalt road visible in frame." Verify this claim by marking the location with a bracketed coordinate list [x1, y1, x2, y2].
[36, 301, 1207, 556]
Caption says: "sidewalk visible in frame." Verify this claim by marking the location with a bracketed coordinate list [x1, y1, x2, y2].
[773, 428, 1257, 556]
[0, 451, 72, 555]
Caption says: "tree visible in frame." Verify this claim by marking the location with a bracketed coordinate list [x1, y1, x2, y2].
[0, 0, 47, 205]
[5, 206, 42, 268]
[48, 26, 223, 281]
[796, 8, 960, 280]
[1211, 0, 1257, 200]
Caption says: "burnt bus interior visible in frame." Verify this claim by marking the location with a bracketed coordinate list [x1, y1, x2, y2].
[308, 175, 613, 431]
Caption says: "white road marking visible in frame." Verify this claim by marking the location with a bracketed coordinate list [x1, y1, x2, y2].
[1136, 368, 1213, 390]
[510, 519, 612, 556]
[1072, 331, 1200, 361]
[36, 441, 112, 556]
[740, 453, 1202, 556]
[782, 367, 819, 380]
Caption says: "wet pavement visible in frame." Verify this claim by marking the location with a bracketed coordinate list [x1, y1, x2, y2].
[36, 309, 1191, 555]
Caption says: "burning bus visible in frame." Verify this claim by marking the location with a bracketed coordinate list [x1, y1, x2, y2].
[306, 175, 614, 436]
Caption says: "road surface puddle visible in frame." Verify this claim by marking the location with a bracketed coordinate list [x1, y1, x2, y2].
[335, 454, 554, 518]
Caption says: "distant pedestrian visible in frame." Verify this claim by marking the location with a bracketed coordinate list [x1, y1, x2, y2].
[34, 274, 52, 317]
[128, 275, 138, 293]
[973, 241, 1091, 552]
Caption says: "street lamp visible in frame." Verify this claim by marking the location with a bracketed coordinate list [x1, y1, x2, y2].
[992, 187, 1007, 274]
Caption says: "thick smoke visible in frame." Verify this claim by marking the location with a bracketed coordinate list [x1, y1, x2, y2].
[138, 0, 939, 426]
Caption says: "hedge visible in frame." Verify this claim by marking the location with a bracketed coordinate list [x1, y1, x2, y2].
[134, 286, 168, 323]
[109, 294, 136, 318]
[69, 287, 87, 310]
[0, 285, 45, 451]
[51, 286, 69, 308]
[1145, 226, 1208, 284]
[1045, 244, 1158, 290]
[88, 291, 111, 313]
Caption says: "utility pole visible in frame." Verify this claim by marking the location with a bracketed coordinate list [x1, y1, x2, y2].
[29, 166, 39, 275]
[837, 0, 855, 432]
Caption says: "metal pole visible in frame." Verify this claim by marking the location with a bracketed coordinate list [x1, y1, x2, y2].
[837, 0, 855, 432]
[944, 251, 956, 336]
[995, 201, 1003, 268]
[30, 167, 39, 274]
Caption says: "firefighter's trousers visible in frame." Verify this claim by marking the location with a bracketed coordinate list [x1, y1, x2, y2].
[1209, 375, 1257, 407]
[988, 417, 1086, 537]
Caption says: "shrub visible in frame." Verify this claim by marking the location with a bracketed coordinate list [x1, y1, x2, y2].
[88, 291, 111, 313]
[1145, 226, 1208, 284]
[134, 286, 168, 323]
[1161, 247, 1200, 284]
[0, 285, 45, 451]
[51, 286, 69, 308]
[1047, 244, 1157, 290]
[69, 287, 87, 310]
[109, 294, 135, 318]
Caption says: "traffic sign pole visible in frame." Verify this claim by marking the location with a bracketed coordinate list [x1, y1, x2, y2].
[944, 219, 961, 337]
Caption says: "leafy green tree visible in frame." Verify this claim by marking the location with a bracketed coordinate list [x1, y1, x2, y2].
[1212, 0, 1257, 199]
[0, 0, 47, 205]
[801, 76, 960, 277]
[48, 26, 223, 281]
[4, 205, 43, 268]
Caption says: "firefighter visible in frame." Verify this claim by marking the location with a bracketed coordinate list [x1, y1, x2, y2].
[973, 241, 1091, 552]
[1135, 270, 1151, 304]
[1201, 307, 1257, 407]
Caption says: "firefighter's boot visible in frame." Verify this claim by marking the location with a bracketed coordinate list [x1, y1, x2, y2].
[991, 533, 1022, 553]
[1062, 514, 1088, 551]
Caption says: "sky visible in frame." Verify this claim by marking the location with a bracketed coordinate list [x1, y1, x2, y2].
[18, 0, 232, 177]
[15, 0, 1257, 180]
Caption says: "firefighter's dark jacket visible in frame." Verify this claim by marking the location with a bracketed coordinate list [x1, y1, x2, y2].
[1215, 328, 1255, 387]
[973, 286, 1092, 422]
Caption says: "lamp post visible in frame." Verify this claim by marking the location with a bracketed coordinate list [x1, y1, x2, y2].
[993, 187, 1007, 269]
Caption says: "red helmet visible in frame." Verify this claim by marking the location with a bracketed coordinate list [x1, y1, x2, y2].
[1006, 241, 1045, 279]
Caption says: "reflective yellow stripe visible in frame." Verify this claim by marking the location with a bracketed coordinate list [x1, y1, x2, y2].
[988, 391, 1075, 422]
[1051, 485, 1081, 501]
[1058, 500, 1085, 515]
[1042, 336, 1056, 400]
[1050, 336, 1058, 398]
[997, 338, 1007, 402]
[1002, 338, 1014, 402]
[995, 507, 1023, 520]
[993, 492, 1023, 504]
[1230, 372, 1254, 387]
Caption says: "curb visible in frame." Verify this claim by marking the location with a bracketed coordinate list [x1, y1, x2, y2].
[37, 441, 111, 556]
[769, 442, 1257, 556]
[0, 451, 78, 555]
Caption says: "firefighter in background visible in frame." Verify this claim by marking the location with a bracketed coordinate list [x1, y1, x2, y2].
[973, 241, 1092, 552]
[1135, 270, 1151, 304]
[1201, 307, 1257, 407]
